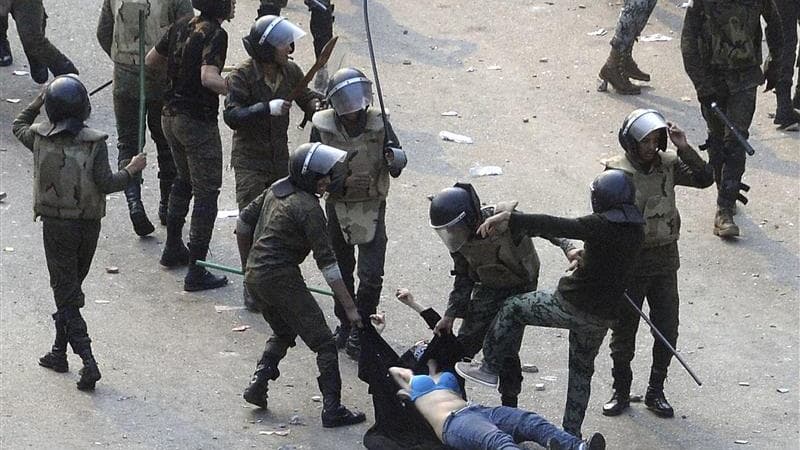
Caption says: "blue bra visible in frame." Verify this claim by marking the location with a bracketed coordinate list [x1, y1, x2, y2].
[409, 371, 461, 401]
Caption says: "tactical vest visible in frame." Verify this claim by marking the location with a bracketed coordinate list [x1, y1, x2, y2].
[30, 125, 109, 220]
[315, 109, 389, 245]
[604, 152, 680, 248]
[702, 0, 762, 69]
[458, 204, 540, 290]
[110, 0, 175, 66]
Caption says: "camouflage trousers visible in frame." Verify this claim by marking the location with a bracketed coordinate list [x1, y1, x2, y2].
[458, 284, 526, 400]
[608, 271, 679, 391]
[483, 290, 612, 437]
[113, 64, 176, 185]
[327, 200, 387, 322]
[233, 162, 287, 211]
[42, 217, 101, 310]
[245, 266, 339, 384]
[611, 0, 657, 51]
[700, 88, 756, 209]
[3, 0, 72, 70]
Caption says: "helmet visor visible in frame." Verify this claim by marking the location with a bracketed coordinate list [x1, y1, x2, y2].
[432, 212, 472, 253]
[259, 17, 306, 49]
[303, 143, 347, 177]
[328, 77, 373, 115]
[627, 110, 667, 143]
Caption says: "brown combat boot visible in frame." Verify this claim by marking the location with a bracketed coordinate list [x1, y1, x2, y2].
[714, 207, 740, 237]
[599, 48, 641, 95]
[620, 48, 650, 82]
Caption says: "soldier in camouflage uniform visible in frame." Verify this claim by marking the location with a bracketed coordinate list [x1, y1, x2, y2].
[681, 0, 783, 238]
[12, 75, 147, 391]
[455, 170, 646, 438]
[763, 0, 799, 130]
[428, 183, 580, 408]
[599, 0, 656, 95]
[146, 0, 233, 291]
[601, 109, 713, 419]
[236, 143, 366, 428]
[97, 0, 194, 237]
[224, 15, 320, 311]
[0, 0, 78, 83]
[256, 0, 333, 91]
[310, 67, 406, 359]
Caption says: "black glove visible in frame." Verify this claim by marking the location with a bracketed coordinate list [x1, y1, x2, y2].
[698, 92, 723, 110]
[763, 53, 778, 92]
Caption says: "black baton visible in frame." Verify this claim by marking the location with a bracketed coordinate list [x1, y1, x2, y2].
[89, 80, 113, 96]
[710, 102, 755, 156]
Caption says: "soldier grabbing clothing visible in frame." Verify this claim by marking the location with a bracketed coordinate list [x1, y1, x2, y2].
[236, 143, 367, 428]
[146, 0, 234, 291]
[455, 170, 645, 438]
[427, 183, 580, 408]
[223, 14, 321, 311]
[310, 67, 407, 360]
[600, 109, 713, 419]
[97, 0, 194, 237]
[12, 75, 147, 391]
[681, 0, 783, 237]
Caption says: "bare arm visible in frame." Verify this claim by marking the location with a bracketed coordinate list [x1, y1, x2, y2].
[201, 64, 228, 95]
[145, 47, 167, 71]
[396, 288, 426, 314]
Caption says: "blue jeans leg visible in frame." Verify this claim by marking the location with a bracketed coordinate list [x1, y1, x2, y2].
[442, 406, 521, 450]
[489, 405, 581, 449]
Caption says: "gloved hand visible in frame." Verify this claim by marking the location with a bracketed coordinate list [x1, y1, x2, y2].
[763, 53, 778, 92]
[698, 92, 721, 110]
[269, 99, 291, 116]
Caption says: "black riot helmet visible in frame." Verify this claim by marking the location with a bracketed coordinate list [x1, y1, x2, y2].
[590, 169, 645, 225]
[326, 68, 373, 116]
[618, 109, 668, 154]
[429, 183, 482, 252]
[192, 0, 232, 19]
[288, 143, 347, 195]
[242, 15, 305, 63]
[43, 74, 91, 136]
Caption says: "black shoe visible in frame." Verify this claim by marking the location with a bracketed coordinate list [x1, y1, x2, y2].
[602, 390, 630, 416]
[131, 211, 155, 237]
[76, 358, 101, 391]
[644, 386, 674, 418]
[159, 242, 190, 267]
[184, 266, 228, 292]
[321, 404, 366, 428]
[242, 357, 280, 408]
[333, 325, 350, 350]
[38, 351, 68, 373]
[583, 432, 606, 450]
[0, 39, 11, 67]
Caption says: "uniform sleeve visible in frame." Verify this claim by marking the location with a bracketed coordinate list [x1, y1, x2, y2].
[680, 0, 715, 98]
[172, 0, 195, 21]
[445, 251, 474, 318]
[154, 22, 172, 56]
[546, 237, 577, 256]
[96, 0, 114, 58]
[509, 212, 602, 242]
[202, 28, 227, 70]
[11, 99, 41, 151]
[93, 140, 132, 194]
[420, 308, 443, 330]
[674, 146, 714, 188]
[762, 0, 784, 68]
[301, 203, 338, 270]
[223, 68, 267, 129]
[239, 191, 267, 227]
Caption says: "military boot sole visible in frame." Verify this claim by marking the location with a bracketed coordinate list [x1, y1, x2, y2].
[38, 353, 69, 373]
[645, 402, 675, 418]
[159, 246, 190, 268]
[713, 225, 740, 238]
[598, 66, 641, 95]
[76, 366, 102, 391]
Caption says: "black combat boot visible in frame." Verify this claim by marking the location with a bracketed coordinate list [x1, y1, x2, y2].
[318, 375, 366, 428]
[126, 182, 155, 237]
[599, 48, 641, 95]
[64, 307, 101, 391]
[774, 84, 800, 131]
[602, 366, 632, 416]
[184, 244, 227, 292]
[243, 353, 280, 408]
[160, 219, 190, 267]
[645, 370, 674, 418]
[158, 179, 173, 226]
[39, 311, 69, 372]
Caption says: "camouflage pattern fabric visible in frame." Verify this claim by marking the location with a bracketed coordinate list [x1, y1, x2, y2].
[482, 290, 612, 437]
[42, 217, 101, 309]
[234, 166, 280, 212]
[610, 0, 657, 51]
[332, 199, 381, 245]
[5, 0, 73, 70]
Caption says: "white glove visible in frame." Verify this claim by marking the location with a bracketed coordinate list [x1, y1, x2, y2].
[269, 99, 291, 116]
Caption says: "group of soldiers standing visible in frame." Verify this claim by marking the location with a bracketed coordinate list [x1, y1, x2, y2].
[5, 0, 799, 446]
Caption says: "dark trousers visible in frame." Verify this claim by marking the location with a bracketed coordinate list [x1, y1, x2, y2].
[700, 87, 756, 208]
[6, 0, 71, 69]
[42, 217, 101, 310]
[246, 267, 340, 388]
[608, 271, 679, 390]
[327, 200, 387, 323]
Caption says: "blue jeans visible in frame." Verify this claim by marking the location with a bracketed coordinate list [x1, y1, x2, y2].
[441, 404, 581, 450]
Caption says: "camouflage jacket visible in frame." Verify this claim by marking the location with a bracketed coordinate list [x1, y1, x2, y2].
[12, 100, 132, 221]
[239, 183, 337, 281]
[681, 0, 783, 95]
[97, 0, 193, 67]
[223, 59, 319, 168]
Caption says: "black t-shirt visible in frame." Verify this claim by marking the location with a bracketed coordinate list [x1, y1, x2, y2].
[155, 14, 227, 120]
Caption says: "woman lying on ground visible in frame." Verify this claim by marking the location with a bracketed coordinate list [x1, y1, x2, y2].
[383, 289, 605, 450]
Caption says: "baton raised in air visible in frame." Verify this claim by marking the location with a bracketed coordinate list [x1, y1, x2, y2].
[623, 292, 702, 386]
[709, 102, 755, 156]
